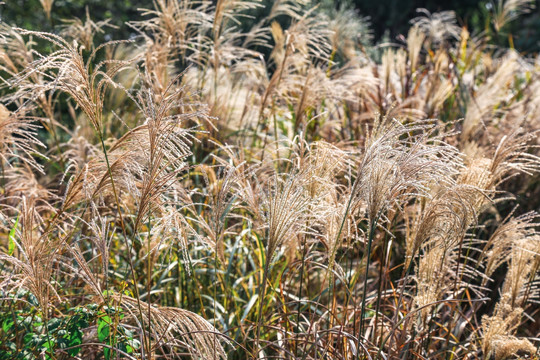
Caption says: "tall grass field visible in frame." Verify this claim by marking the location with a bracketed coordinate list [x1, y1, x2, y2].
[0, 0, 540, 359]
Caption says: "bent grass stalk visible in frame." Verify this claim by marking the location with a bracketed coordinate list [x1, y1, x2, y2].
[96, 130, 149, 357]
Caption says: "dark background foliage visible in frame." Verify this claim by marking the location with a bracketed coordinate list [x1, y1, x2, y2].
[2, 0, 540, 52]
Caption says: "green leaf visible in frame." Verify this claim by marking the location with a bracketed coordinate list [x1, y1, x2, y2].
[104, 347, 111, 360]
[241, 294, 258, 322]
[42, 339, 55, 350]
[8, 215, 19, 256]
[2, 319, 14, 333]
[41, 338, 56, 360]
[98, 314, 113, 360]
[65, 329, 82, 356]
[97, 315, 111, 342]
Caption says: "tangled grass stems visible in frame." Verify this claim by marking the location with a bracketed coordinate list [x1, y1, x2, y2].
[1, 1, 540, 359]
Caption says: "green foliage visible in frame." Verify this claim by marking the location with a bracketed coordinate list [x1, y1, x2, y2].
[0, 291, 139, 359]
[96, 305, 138, 359]
[7, 215, 18, 256]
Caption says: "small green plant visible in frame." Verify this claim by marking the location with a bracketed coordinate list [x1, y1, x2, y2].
[97, 304, 140, 359]
[0, 290, 139, 359]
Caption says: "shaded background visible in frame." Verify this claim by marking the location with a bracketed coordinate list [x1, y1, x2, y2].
[2, 0, 540, 53]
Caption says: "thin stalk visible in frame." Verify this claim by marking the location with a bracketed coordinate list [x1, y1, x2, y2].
[273, 102, 280, 162]
[386, 245, 419, 350]
[377, 298, 489, 359]
[357, 216, 379, 359]
[0, 158, 5, 192]
[251, 41, 291, 152]
[146, 212, 153, 360]
[372, 232, 389, 345]
[213, 247, 220, 360]
[254, 253, 270, 358]
[43, 313, 55, 360]
[97, 132, 148, 356]
[295, 234, 307, 357]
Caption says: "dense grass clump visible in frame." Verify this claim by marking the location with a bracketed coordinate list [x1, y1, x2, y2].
[0, 1, 539, 359]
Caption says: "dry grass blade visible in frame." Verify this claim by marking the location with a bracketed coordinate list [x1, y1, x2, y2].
[111, 295, 228, 360]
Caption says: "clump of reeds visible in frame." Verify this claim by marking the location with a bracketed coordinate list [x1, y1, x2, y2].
[0, 1, 539, 359]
